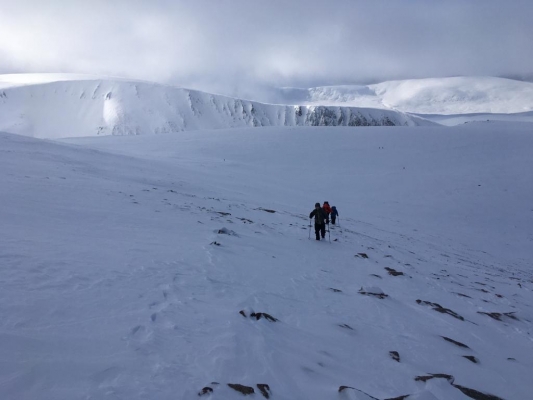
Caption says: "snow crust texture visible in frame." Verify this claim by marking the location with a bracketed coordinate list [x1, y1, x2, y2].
[1, 124, 532, 400]
[0, 74, 430, 139]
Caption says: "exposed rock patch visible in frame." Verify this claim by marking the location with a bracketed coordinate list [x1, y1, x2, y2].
[338, 386, 379, 399]
[339, 323, 354, 330]
[239, 310, 278, 322]
[415, 373, 454, 383]
[339, 386, 355, 392]
[416, 299, 464, 320]
[385, 267, 404, 276]
[198, 387, 213, 396]
[360, 286, 388, 299]
[441, 336, 470, 348]
[477, 312, 518, 321]
[389, 351, 400, 362]
[257, 384, 271, 398]
[356, 253, 369, 258]
[454, 384, 505, 400]
[453, 292, 473, 298]
[257, 207, 276, 213]
[228, 384, 255, 395]
[217, 227, 237, 235]
[199, 383, 271, 397]
[463, 355, 479, 363]
[414, 374, 504, 399]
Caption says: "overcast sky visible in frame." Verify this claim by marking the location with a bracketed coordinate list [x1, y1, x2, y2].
[1, 0, 532, 97]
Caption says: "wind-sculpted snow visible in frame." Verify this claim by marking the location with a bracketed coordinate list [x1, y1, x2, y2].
[0, 74, 431, 139]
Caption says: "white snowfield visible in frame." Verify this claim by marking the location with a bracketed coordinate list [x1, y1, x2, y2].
[0, 74, 431, 139]
[1, 123, 532, 400]
[271, 76, 533, 115]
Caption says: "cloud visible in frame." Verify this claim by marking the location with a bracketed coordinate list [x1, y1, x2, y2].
[1, 0, 532, 97]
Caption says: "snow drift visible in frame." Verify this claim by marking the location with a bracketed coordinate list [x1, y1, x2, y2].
[0, 74, 431, 139]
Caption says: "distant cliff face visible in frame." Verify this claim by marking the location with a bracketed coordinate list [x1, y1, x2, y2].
[0, 76, 432, 139]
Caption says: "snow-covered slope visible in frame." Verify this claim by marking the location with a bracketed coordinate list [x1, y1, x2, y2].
[1, 124, 532, 400]
[271, 77, 533, 115]
[0, 74, 430, 139]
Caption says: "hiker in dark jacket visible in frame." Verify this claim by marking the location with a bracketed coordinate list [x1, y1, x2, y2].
[331, 206, 339, 225]
[309, 202, 328, 240]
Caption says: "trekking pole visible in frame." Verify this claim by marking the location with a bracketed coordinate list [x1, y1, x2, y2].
[327, 222, 331, 243]
[338, 216, 340, 227]
[308, 218, 312, 239]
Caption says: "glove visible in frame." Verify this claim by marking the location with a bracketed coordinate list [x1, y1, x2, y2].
[326, 219, 330, 224]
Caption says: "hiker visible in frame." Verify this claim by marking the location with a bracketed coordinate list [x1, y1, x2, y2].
[309, 202, 328, 240]
[331, 206, 339, 225]
[323, 201, 332, 217]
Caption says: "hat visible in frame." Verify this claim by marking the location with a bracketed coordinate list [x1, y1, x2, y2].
[315, 202, 320, 207]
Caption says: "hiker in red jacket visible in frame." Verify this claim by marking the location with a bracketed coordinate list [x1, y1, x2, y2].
[322, 201, 332, 217]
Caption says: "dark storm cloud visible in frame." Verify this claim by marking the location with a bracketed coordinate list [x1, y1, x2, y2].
[1, 0, 532, 96]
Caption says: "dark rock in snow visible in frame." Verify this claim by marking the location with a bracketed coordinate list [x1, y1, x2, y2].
[217, 227, 237, 235]
[389, 351, 400, 362]
[359, 286, 388, 299]
[215, 211, 231, 215]
[338, 386, 379, 399]
[453, 384, 505, 400]
[257, 207, 276, 213]
[385, 396, 410, 400]
[198, 387, 213, 396]
[441, 336, 471, 349]
[416, 299, 464, 320]
[257, 384, 271, 398]
[329, 288, 342, 293]
[477, 311, 518, 321]
[453, 292, 473, 298]
[239, 310, 278, 322]
[250, 312, 278, 322]
[228, 384, 255, 395]
[339, 323, 354, 330]
[385, 267, 404, 276]
[356, 253, 369, 258]
[413, 374, 503, 399]
[463, 355, 479, 363]
[339, 386, 355, 392]
[415, 373, 454, 383]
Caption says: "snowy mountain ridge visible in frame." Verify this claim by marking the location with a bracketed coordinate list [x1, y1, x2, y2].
[269, 76, 533, 115]
[0, 74, 431, 139]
